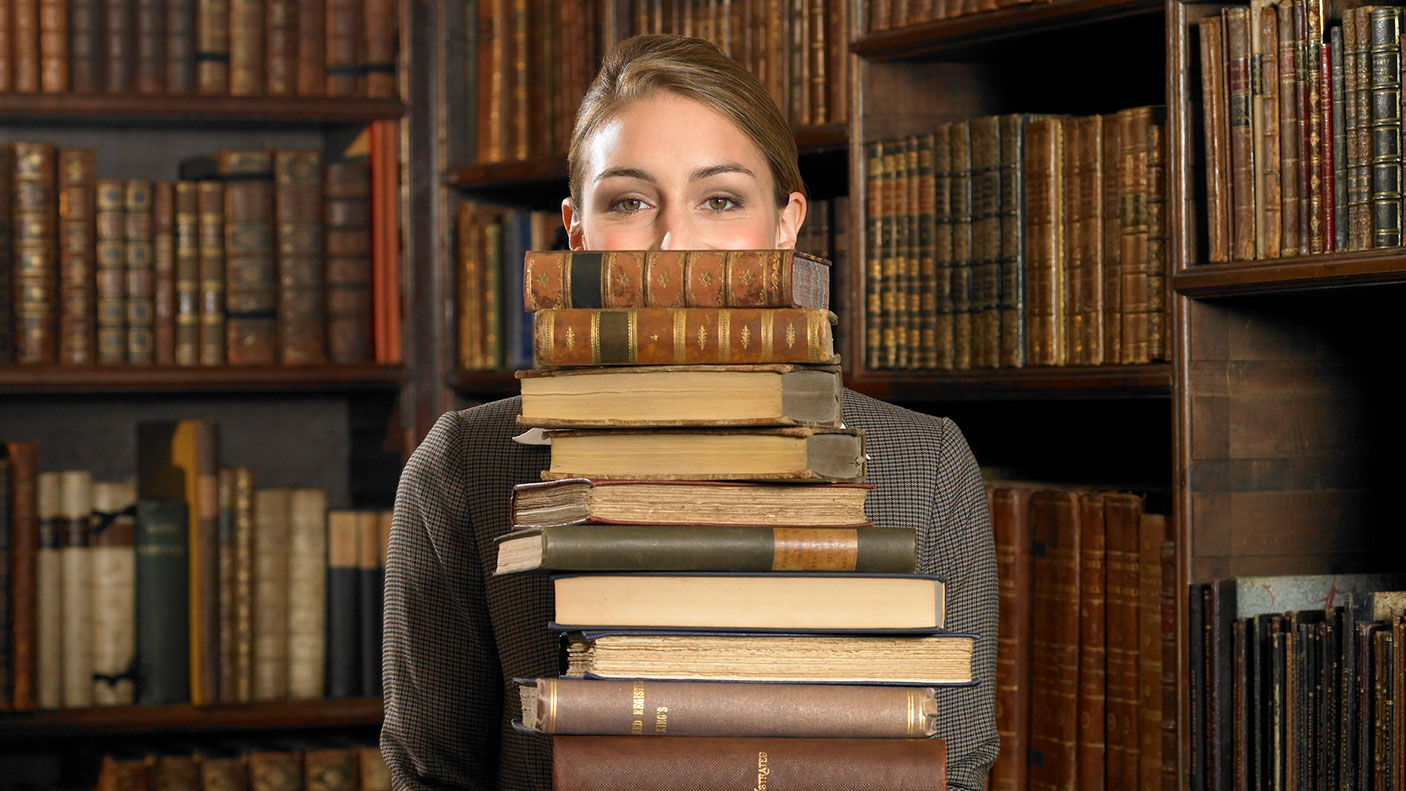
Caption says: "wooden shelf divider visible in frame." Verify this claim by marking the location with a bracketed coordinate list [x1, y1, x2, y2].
[1173, 249, 1406, 297]
[0, 699, 382, 739]
[845, 363, 1173, 401]
[0, 365, 407, 394]
[0, 94, 406, 125]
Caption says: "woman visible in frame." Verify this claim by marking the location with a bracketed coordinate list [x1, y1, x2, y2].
[381, 34, 997, 791]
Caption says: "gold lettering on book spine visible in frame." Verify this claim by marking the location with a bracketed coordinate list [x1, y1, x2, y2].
[761, 310, 774, 360]
[524, 256, 538, 310]
[599, 252, 611, 308]
[589, 312, 600, 364]
[717, 311, 730, 362]
[807, 312, 821, 360]
[541, 313, 555, 365]
[627, 311, 637, 364]
[562, 253, 574, 309]
[908, 690, 917, 737]
[643, 252, 654, 305]
[546, 679, 558, 733]
[722, 253, 732, 306]
[674, 310, 686, 362]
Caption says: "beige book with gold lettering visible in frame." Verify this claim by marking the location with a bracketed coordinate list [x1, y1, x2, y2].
[286, 488, 327, 699]
[61, 472, 95, 707]
[253, 487, 291, 700]
[90, 479, 136, 705]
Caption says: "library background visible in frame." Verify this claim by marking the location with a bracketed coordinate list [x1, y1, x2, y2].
[0, 0, 1398, 789]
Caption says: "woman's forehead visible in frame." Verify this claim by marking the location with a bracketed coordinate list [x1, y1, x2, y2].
[583, 93, 771, 184]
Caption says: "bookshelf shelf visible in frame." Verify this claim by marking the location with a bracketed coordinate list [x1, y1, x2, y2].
[445, 369, 521, 399]
[0, 94, 406, 126]
[846, 363, 1172, 401]
[0, 365, 407, 394]
[851, 0, 1164, 60]
[1172, 250, 1406, 297]
[0, 699, 382, 739]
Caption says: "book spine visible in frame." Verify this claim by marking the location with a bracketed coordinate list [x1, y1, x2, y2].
[325, 0, 359, 96]
[552, 736, 946, 790]
[529, 678, 938, 737]
[1139, 513, 1167, 791]
[1354, 9, 1372, 250]
[325, 158, 373, 363]
[68, 0, 100, 92]
[265, 0, 296, 94]
[881, 141, 902, 367]
[1303, 0, 1325, 253]
[1369, 8, 1402, 247]
[229, 0, 263, 95]
[828, 0, 848, 125]
[96, 179, 127, 365]
[305, 749, 358, 791]
[509, 0, 528, 158]
[286, 488, 327, 700]
[57, 473, 93, 708]
[190, 421, 220, 707]
[90, 479, 136, 706]
[135, 0, 165, 94]
[917, 133, 939, 367]
[1023, 118, 1063, 367]
[196, 0, 230, 93]
[971, 116, 1004, 369]
[275, 149, 327, 365]
[175, 182, 201, 365]
[104, 0, 132, 92]
[1100, 113, 1122, 363]
[197, 181, 226, 365]
[125, 179, 156, 364]
[252, 488, 289, 700]
[135, 497, 190, 705]
[232, 467, 255, 702]
[1278, 0, 1303, 256]
[296, 0, 324, 94]
[59, 149, 97, 366]
[1209, 578, 1238, 791]
[1062, 117, 1085, 366]
[1259, 3, 1283, 259]
[1078, 116, 1106, 366]
[1107, 493, 1144, 791]
[35, 473, 61, 710]
[1332, 26, 1348, 251]
[167, 0, 196, 93]
[932, 123, 954, 370]
[325, 511, 360, 698]
[948, 120, 973, 370]
[363, 0, 395, 96]
[898, 136, 917, 370]
[153, 181, 177, 364]
[1028, 490, 1081, 789]
[201, 758, 246, 791]
[216, 468, 235, 702]
[455, 201, 481, 368]
[1227, 7, 1257, 261]
[864, 142, 884, 368]
[1077, 492, 1107, 791]
[358, 511, 383, 697]
[1200, 16, 1231, 263]
[1321, 35, 1336, 251]
[0, 457, 11, 709]
[152, 755, 201, 791]
[533, 308, 836, 367]
[38, 0, 66, 91]
[990, 487, 1032, 791]
[0, 149, 10, 366]
[248, 752, 303, 791]
[1119, 108, 1152, 365]
[11, 0, 38, 92]
[1147, 118, 1168, 362]
[221, 150, 276, 365]
[13, 142, 58, 364]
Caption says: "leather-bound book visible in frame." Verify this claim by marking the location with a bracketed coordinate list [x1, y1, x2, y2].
[864, 141, 885, 368]
[520, 678, 939, 737]
[1200, 16, 1231, 263]
[265, 0, 296, 94]
[57, 471, 92, 708]
[475, 0, 506, 162]
[167, 0, 196, 93]
[252, 487, 290, 700]
[1099, 114, 1122, 363]
[70, 0, 101, 92]
[196, 180, 225, 365]
[880, 142, 904, 368]
[948, 120, 973, 370]
[532, 308, 836, 367]
[508, 0, 528, 159]
[988, 486, 1033, 791]
[175, 182, 200, 365]
[208, 150, 276, 365]
[1208, 578, 1238, 791]
[368, 119, 399, 363]
[104, 0, 132, 92]
[1138, 513, 1167, 791]
[196, 0, 230, 93]
[1059, 118, 1085, 366]
[305, 749, 357, 791]
[1278, 0, 1303, 255]
[286, 488, 326, 700]
[135, 0, 165, 93]
[231, 467, 254, 702]
[997, 115, 1027, 369]
[325, 511, 360, 698]
[1023, 117, 1065, 367]
[1320, 31, 1337, 252]
[357, 510, 382, 697]
[970, 116, 1003, 369]
[1118, 107, 1152, 365]
[1368, 8, 1402, 247]
[200, 756, 248, 791]
[1147, 117, 1168, 362]
[13, 141, 59, 364]
[932, 124, 955, 371]
[38, 0, 66, 91]
[1080, 115, 1108, 366]
[357, 746, 389, 791]
[1302, 0, 1326, 253]
[324, 155, 373, 363]
[135, 497, 190, 704]
[827, 0, 848, 125]
[152, 755, 201, 791]
[1188, 584, 1206, 791]
[1027, 489, 1080, 790]
[125, 179, 156, 364]
[787, 0, 807, 127]
[362, 0, 396, 99]
[58, 148, 96, 365]
[1226, 7, 1257, 261]
[1354, 9, 1372, 251]
[296, 0, 325, 95]
[1332, 27, 1348, 251]
[97, 756, 154, 791]
[916, 133, 938, 367]
[153, 182, 177, 364]
[0, 456, 10, 709]
[453, 201, 482, 368]
[35, 473, 61, 709]
[248, 751, 302, 791]
[554, 735, 946, 791]
[229, 0, 263, 95]
[274, 149, 325, 365]
[90, 479, 137, 706]
[6, 442, 39, 711]
[1257, 0, 1283, 259]
[215, 468, 235, 702]
[1106, 493, 1144, 789]
[1075, 491, 1107, 791]
[96, 179, 128, 364]
[12, 0, 39, 92]
[0, 148, 13, 364]
[523, 250, 831, 311]
[324, 0, 359, 96]
[900, 137, 919, 369]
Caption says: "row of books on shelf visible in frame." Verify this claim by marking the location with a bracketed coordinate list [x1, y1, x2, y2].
[1187, 574, 1406, 791]
[865, 0, 1043, 30]
[95, 744, 388, 791]
[453, 200, 844, 372]
[0, 128, 401, 368]
[0, 425, 389, 713]
[465, 0, 849, 166]
[1196, 2, 1406, 261]
[0, 0, 397, 99]
[863, 108, 1169, 371]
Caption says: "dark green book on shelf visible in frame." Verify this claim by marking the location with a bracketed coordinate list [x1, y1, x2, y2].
[136, 497, 190, 705]
[326, 511, 361, 698]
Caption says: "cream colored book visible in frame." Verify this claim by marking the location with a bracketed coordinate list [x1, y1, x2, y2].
[511, 479, 873, 528]
[286, 488, 327, 700]
[253, 488, 291, 700]
[62, 472, 95, 707]
[543, 427, 866, 483]
[89, 478, 136, 706]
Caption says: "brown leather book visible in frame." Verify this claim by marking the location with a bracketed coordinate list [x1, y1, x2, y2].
[0, 4, 14, 92]
[787, 0, 808, 127]
[59, 148, 97, 366]
[553, 736, 946, 791]
[1350, 8, 1371, 250]
[882, 141, 905, 368]
[1105, 493, 1144, 791]
[38, 0, 66, 91]
[304, 749, 357, 791]
[197, 180, 226, 365]
[989, 485, 1034, 791]
[508, 0, 528, 159]
[1320, 30, 1336, 252]
[1077, 491, 1107, 791]
[274, 149, 325, 365]
[296, 0, 324, 95]
[104, 0, 132, 92]
[1079, 115, 1106, 365]
[200, 756, 248, 791]
[0, 147, 11, 365]
[153, 182, 177, 364]
[1256, 0, 1283, 259]
[1134, 513, 1165, 790]
[125, 179, 156, 364]
[98, 755, 154, 791]
[96, 178, 127, 364]
[215, 468, 235, 701]
[35, 473, 61, 709]
[175, 182, 200, 365]
[532, 308, 837, 367]
[827, 0, 849, 125]
[265, 0, 296, 94]
[70, 0, 101, 92]
[358, 746, 389, 791]
[1100, 114, 1122, 364]
[1158, 530, 1177, 791]
[167, 0, 196, 93]
[1200, 16, 1231, 263]
[6, 442, 39, 711]
[1062, 117, 1086, 366]
[232, 466, 255, 702]
[363, 0, 394, 96]
[1023, 117, 1065, 367]
[1226, 7, 1257, 261]
[13, 141, 58, 364]
[208, 150, 277, 365]
[917, 133, 939, 367]
[152, 755, 200, 791]
[1147, 117, 1168, 362]
[229, 0, 263, 95]
[949, 120, 973, 371]
[196, 0, 230, 94]
[135, 0, 164, 94]
[12, 0, 39, 92]
[475, 0, 507, 162]
[1278, 0, 1303, 256]
[252, 487, 290, 700]
[1302, 0, 1325, 253]
[325, 155, 373, 363]
[324, 0, 359, 96]
[1028, 489, 1080, 789]
[808, 0, 826, 124]
[247, 750, 302, 791]
[0, 454, 10, 707]
[970, 117, 1003, 369]
[1118, 107, 1152, 365]
[864, 141, 885, 368]
[523, 249, 831, 311]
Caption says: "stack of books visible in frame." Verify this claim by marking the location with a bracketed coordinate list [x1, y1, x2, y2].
[495, 248, 976, 789]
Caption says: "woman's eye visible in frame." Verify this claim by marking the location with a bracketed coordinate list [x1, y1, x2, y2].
[612, 198, 646, 213]
[703, 196, 738, 211]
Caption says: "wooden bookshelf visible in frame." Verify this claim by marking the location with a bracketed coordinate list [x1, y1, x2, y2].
[1173, 250, 1406, 297]
[0, 365, 407, 394]
[0, 699, 382, 739]
[847, 364, 1173, 401]
[0, 95, 406, 126]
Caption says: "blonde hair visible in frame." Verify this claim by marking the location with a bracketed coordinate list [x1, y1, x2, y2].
[567, 34, 806, 210]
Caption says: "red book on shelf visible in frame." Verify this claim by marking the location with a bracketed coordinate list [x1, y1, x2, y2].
[6, 442, 39, 712]
[38, 0, 66, 92]
[12, 0, 39, 92]
[370, 120, 401, 364]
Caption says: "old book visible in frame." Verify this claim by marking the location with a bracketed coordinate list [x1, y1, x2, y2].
[358, 510, 382, 697]
[1075, 491, 1107, 791]
[1355, 8, 1373, 250]
[175, 182, 201, 366]
[883, 141, 905, 367]
[1257, 1, 1283, 259]
[90, 479, 137, 706]
[566, 630, 974, 684]
[153, 181, 176, 364]
[1227, 7, 1257, 261]
[1189, 583, 1207, 790]
[988, 485, 1033, 791]
[916, 132, 939, 367]
[1208, 578, 1237, 791]
[949, 120, 974, 370]
[247, 751, 300, 791]
[228, 0, 262, 94]
[124, 179, 156, 364]
[543, 426, 864, 483]
[1138, 513, 1168, 791]
[369, 122, 399, 365]
[358, 746, 389, 791]
[97, 756, 154, 791]
[35, 473, 61, 709]
[522, 249, 830, 311]
[38, 1, 64, 95]
[864, 141, 885, 368]
[103, 0, 132, 92]
[70, 0, 101, 92]
[136, 419, 220, 706]
[0, 148, 12, 363]
[0, 456, 11, 708]
[135, 497, 190, 705]
[201, 756, 247, 791]
[932, 124, 955, 370]
[1079, 115, 1106, 366]
[454, 201, 483, 368]
[211, 151, 277, 364]
[555, 571, 944, 632]
[296, 0, 325, 94]
[265, 0, 296, 94]
[1024, 117, 1065, 366]
[1279, 0, 1303, 255]
[999, 114, 1028, 368]
[1302, 0, 1326, 253]
[517, 364, 842, 428]
[167, 0, 196, 93]
[512, 478, 871, 528]
[286, 488, 326, 700]
[496, 524, 916, 575]
[57, 471, 92, 708]
[216, 468, 235, 701]
[363, 0, 396, 96]
[1201, 16, 1232, 263]
[13, 141, 58, 364]
[324, 154, 373, 363]
[197, 180, 225, 365]
[9, 0, 38, 91]
[58, 149, 96, 365]
[970, 116, 1003, 369]
[152, 755, 200, 791]
[1321, 30, 1337, 252]
[304, 748, 357, 791]
[134, 0, 163, 93]
[1119, 107, 1154, 365]
[324, 0, 359, 96]
[1369, 8, 1402, 247]
[1105, 493, 1143, 790]
[1098, 114, 1122, 363]
[520, 678, 938, 737]
[1027, 489, 1080, 789]
[196, 0, 230, 93]
[6, 442, 39, 710]
[326, 511, 360, 698]
[532, 308, 836, 368]
[252, 487, 290, 700]
[274, 149, 326, 365]
[1147, 118, 1168, 362]
[1333, 26, 1348, 251]
[1060, 118, 1086, 366]
[232, 467, 255, 702]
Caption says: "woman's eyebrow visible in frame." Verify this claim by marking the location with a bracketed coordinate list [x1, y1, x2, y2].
[596, 166, 654, 182]
[691, 163, 755, 181]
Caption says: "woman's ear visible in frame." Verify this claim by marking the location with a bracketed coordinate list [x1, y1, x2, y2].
[561, 198, 586, 251]
[774, 192, 807, 250]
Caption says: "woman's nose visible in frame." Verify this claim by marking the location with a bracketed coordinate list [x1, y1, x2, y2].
[655, 205, 698, 250]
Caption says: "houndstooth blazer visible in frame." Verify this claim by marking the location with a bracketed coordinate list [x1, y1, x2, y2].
[381, 388, 998, 791]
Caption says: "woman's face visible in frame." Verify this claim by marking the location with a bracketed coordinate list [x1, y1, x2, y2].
[562, 91, 806, 252]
